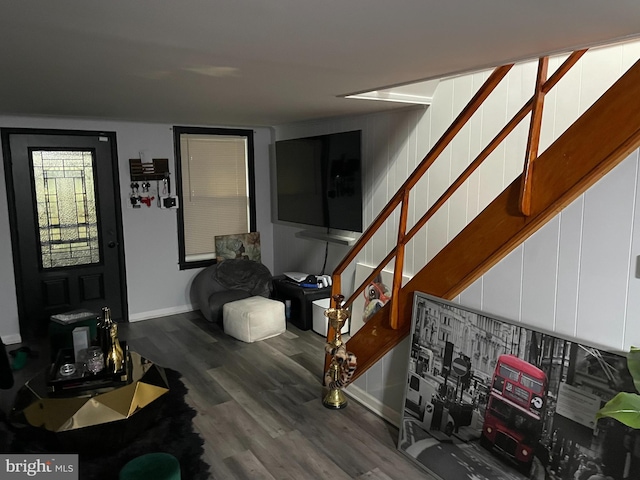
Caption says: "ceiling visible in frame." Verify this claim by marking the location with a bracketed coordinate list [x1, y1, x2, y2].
[3, 1, 640, 128]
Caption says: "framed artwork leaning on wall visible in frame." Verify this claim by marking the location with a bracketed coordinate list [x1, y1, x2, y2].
[215, 232, 261, 262]
[398, 291, 640, 480]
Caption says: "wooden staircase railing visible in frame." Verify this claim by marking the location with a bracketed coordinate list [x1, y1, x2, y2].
[325, 51, 640, 380]
[328, 64, 513, 326]
[520, 51, 587, 215]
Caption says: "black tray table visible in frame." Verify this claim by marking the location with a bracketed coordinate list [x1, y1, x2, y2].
[46, 343, 130, 396]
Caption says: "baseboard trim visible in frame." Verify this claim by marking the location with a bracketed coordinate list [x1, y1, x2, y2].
[344, 383, 401, 428]
[1, 333, 23, 345]
[128, 304, 194, 322]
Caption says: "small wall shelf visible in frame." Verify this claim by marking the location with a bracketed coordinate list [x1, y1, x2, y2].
[295, 229, 357, 246]
[129, 158, 170, 181]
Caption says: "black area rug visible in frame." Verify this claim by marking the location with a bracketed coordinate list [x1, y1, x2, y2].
[8, 368, 210, 480]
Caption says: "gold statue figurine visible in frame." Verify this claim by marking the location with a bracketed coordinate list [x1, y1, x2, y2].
[106, 322, 124, 373]
[323, 294, 357, 409]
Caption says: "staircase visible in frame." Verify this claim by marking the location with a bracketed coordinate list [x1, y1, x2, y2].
[326, 52, 640, 382]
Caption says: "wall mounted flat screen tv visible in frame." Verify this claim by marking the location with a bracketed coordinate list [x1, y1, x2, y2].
[275, 130, 363, 233]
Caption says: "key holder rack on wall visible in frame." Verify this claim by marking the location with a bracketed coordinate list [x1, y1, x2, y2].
[128, 158, 178, 209]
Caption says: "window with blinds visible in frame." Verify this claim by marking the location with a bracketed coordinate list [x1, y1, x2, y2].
[174, 126, 256, 269]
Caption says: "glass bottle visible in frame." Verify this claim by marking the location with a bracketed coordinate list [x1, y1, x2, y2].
[106, 322, 124, 373]
[98, 306, 113, 356]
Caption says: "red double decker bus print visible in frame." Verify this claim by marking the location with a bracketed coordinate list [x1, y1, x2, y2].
[481, 354, 547, 473]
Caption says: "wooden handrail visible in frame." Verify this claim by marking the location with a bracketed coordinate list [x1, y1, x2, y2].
[332, 64, 514, 283]
[520, 57, 549, 216]
[344, 56, 640, 383]
[541, 49, 587, 94]
[405, 51, 588, 243]
[325, 50, 591, 372]
[518, 49, 586, 215]
[332, 66, 514, 312]
[390, 190, 410, 328]
[338, 247, 397, 311]
[406, 101, 531, 241]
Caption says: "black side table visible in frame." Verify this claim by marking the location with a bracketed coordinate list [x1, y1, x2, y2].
[272, 276, 332, 330]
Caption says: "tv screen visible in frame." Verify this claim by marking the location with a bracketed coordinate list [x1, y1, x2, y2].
[275, 130, 363, 233]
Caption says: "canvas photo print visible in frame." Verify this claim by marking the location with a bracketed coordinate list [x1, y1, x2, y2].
[214, 232, 261, 262]
[398, 291, 640, 480]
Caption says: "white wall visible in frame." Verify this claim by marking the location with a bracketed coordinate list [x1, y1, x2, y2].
[0, 116, 273, 343]
[459, 150, 640, 353]
[274, 40, 640, 425]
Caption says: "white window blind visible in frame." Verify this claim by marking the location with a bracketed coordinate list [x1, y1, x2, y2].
[180, 134, 249, 262]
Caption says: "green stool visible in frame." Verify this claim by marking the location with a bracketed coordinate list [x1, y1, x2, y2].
[119, 453, 181, 480]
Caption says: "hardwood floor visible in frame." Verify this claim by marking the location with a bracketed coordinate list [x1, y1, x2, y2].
[3, 312, 432, 479]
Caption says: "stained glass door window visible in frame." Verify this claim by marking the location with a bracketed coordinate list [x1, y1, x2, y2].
[31, 150, 100, 268]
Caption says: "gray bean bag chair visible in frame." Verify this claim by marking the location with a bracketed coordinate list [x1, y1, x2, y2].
[191, 259, 273, 324]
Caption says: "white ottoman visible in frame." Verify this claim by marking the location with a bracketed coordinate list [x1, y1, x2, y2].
[223, 296, 286, 343]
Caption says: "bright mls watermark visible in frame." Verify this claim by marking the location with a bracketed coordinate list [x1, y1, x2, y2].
[2, 454, 78, 479]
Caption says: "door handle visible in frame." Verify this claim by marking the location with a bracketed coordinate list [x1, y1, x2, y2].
[107, 241, 118, 248]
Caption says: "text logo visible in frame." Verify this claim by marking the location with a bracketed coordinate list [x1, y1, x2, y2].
[2, 455, 78, 479]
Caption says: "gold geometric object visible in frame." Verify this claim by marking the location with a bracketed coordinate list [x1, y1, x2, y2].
[15, 352, 169, 432]
[323, 294, 350, 409]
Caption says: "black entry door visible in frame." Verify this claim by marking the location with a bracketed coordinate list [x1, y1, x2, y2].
[2, 129, 127, 338]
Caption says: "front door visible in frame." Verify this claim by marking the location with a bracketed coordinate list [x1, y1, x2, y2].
[2, 129, 127, 339]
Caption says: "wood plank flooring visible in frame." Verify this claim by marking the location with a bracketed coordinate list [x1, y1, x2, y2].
[3, 312, 432, 479]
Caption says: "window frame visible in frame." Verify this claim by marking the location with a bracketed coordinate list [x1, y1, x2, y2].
[173, 126, 256, 270]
